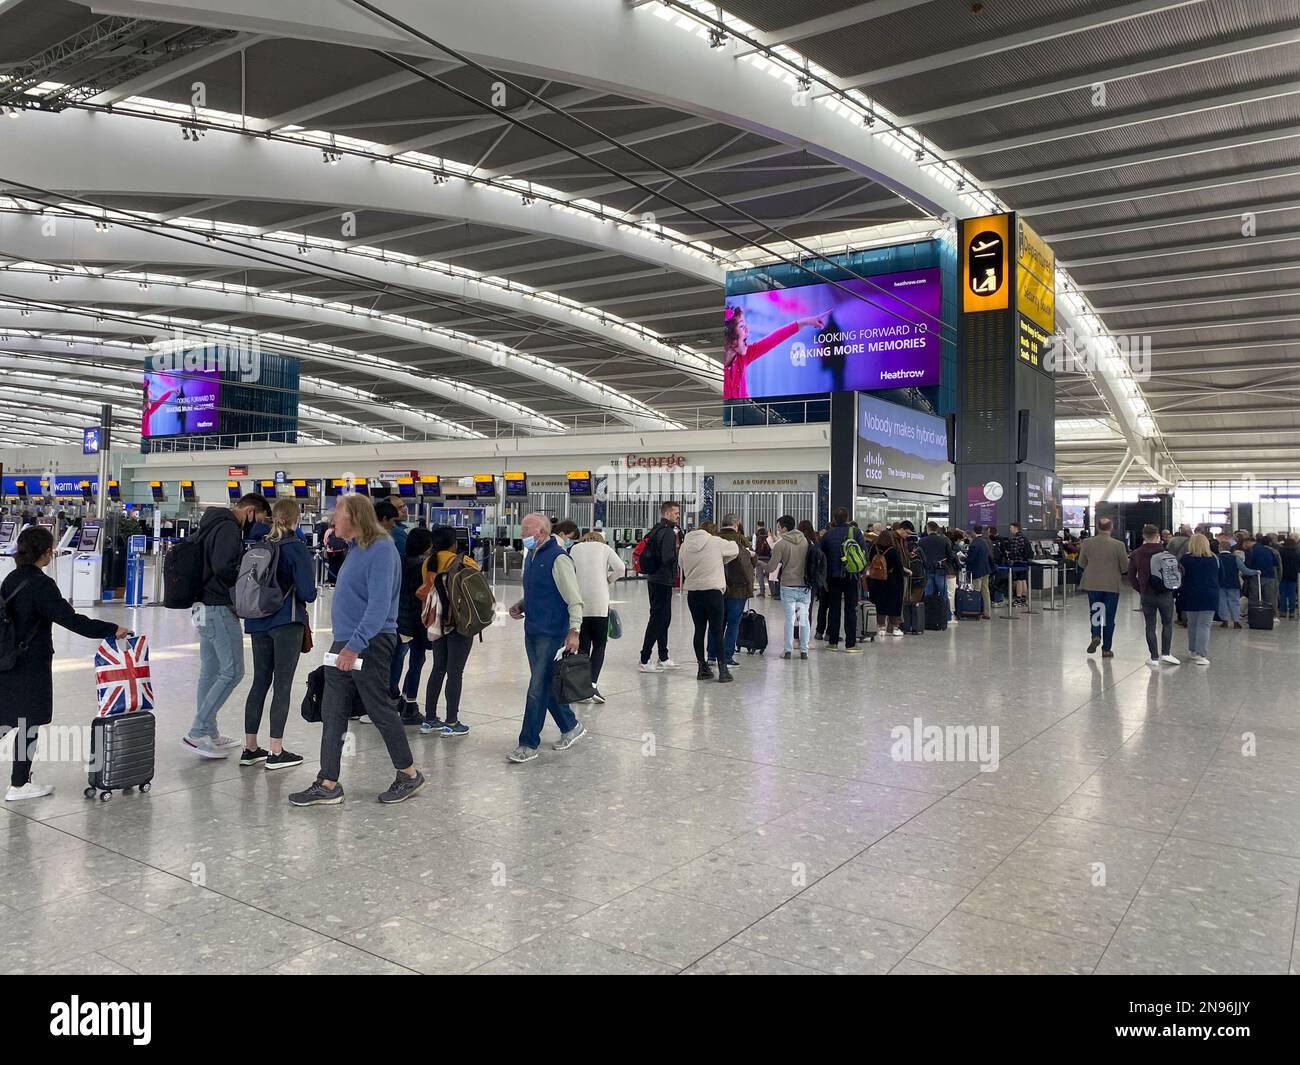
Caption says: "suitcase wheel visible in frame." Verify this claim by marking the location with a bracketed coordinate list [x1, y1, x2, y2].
[140, 781, 151, 793]
[83, 786, 95, 799]
[98, 790, 112, 802]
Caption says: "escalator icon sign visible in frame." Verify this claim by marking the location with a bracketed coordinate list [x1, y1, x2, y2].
[967, 230, 1004, 297]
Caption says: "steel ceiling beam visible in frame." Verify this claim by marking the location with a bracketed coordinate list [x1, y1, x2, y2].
[896, 27, 1300, 127]
[1018, 164, 1300, 217]
[0, 273, 679, 428]
[1060, 230, 1300, 268]
[940, 80, 1300, 160]
[85, 31, 268, 105]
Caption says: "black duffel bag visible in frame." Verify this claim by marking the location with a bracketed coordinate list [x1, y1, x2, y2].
[551, 650, 594, 705]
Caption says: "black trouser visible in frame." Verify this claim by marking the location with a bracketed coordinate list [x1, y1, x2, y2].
[425, 630, 472, 723]
[319, 634, 411, 783]
[244, 623, 304, 740]
[686, 589, 725, 667]
[824, 575, 859, 648]
[640, 581, 673, 664]
[1140, 591, 1174, 657]
[10, 719, 38, 788]
[578, 615, 609, 684]
[402, 630, 429, 700]
[815, 590, 829, 637]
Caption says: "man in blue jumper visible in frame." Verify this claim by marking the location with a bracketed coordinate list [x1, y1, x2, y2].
[508, 513, 587, 763]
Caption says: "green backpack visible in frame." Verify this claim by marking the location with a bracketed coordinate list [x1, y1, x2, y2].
[841, 536, 868, 576]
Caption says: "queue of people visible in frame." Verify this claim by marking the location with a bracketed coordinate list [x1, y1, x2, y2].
[4, 488, 1294, 807]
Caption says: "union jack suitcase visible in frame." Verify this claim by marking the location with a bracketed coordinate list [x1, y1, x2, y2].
[85, 711, 155, 802]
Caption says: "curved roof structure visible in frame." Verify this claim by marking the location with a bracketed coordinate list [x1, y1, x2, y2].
[0, 0, 1294, 481]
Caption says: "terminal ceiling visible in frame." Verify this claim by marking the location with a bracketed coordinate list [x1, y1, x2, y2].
[0, 0, 1295, 481]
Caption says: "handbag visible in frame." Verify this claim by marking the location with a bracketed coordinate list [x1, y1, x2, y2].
[301, 665, 324, 723]
[551, 650, 594, 704]
[607, 607, 622, 640]
[301, 615, 314, 655]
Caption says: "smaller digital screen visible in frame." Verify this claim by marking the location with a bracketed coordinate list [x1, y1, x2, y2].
[396, 478, 416, 498]
[1063, 504, 1087, 529]
[82, 482, 94, 501]
[82, 426, 101, 455]
[227, 481, 241, 501]
[567, 471, 593, 497]
[260, 481, 277, 499]
[474, 476, 496, 498]
[149, 482, 165, 501]
[504, 473, 528, 498]
[107, 481, 121, 500]
[351, 482, 370, 497]
[292, 480, 310, 500]
[15, 482, 28, 499]
[0, 521, 15, 542]
[78, 522, 101, 551]
[419, 476, 441, 498]
[180, 481, 196, 502]
[327, 480, 346, 496]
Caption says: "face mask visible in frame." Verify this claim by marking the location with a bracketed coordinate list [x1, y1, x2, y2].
[560, 537, 574, 550]
[522, 535, 537, 551]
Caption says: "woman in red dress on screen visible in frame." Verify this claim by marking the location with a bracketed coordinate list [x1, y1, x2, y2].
[141, 376, 180, 435]
[723, 305, 830, 400]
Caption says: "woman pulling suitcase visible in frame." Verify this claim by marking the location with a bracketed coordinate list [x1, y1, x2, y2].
[1, 526, 127, 802]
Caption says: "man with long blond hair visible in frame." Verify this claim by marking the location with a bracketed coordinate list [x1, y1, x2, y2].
[290, 494, 425, 806]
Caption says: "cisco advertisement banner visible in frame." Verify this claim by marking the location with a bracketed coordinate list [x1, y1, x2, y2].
[723, 268, 941, 400]
[142, 369, 220, 437]
[856, 395, 952, 497]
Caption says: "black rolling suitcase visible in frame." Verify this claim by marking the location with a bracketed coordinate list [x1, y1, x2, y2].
[856, 600, 876, 642]
[924, 594, 948, 631]
[86, 710, 155, 802]
[737, 609, 768, 655]
[902, 599, 925, 635]
[1247, 575, 1275, 631]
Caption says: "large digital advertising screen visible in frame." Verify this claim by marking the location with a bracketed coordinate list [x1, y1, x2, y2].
[723, 268, 942, 400]
[856, 394, 952, 497]
[1020, 469, 1061, 531]
[142, 369, 220, 437]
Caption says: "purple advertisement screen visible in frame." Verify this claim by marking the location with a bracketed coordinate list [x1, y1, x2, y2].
[723, 268, 942, 400]
[142, 369, 220, 437]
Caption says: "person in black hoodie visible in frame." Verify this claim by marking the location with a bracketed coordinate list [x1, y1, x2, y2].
[638, 500, 681, 672]
[2, 526, 125, 801]
[395, 526, 433, 723]
[183, 494, 270, 760]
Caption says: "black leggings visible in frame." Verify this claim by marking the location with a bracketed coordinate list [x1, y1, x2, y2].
[426, 630, 472, 723]
[578, 615, 609, 684]
[244, 623, 304, 740]
[10, 720, 38, 788]
[686, 589, 726, 666]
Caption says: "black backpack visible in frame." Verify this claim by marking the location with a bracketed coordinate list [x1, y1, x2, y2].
[0, 579, 33, 672]
[163, 523, 216, 609]
[804, 540, 827, 592]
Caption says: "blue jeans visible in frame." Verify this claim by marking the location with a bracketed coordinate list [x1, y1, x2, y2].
[190, 604, 246, 739]
[780, 585, 811, 653]
[401, 631, 429, 700]
[1185, 610, 1214, 657]
[388, 638, 410, 700]
[923, 571, 950, 621]
[1218, 588, 1241, 624]
[718, 597, 745, 662]
[1086, 591, 1120, 651]
[519, 631, 578, 751]
[1280, 579, 1298, 614]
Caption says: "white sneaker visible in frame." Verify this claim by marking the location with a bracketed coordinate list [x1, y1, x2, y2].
[658, 658, 680, 670]
[211, 734, 243, 749]
[1192, 655, 1210, 666]
[950, 618, 958, 625]
[5, 780, 54, 802]
[639, 661, 662, 673]
[889, 630, 904, 639]
[1146, 658, 1160, 668]
[181, 735, 229, 759]
[1160, 654, 1181, 666]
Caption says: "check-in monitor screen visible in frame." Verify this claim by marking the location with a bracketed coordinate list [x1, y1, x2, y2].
[77, 522, 101, 551]
[0, 520, 15, 543]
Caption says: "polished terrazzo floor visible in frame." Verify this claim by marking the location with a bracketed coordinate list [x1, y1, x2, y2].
[2, 581, 1298, 975]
